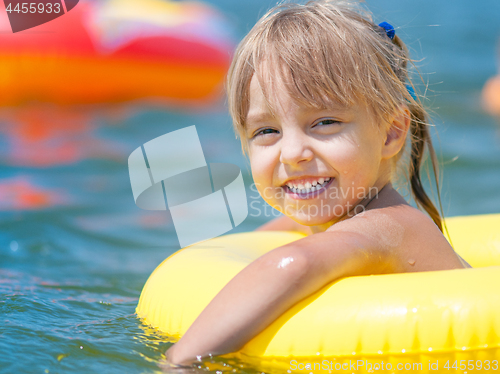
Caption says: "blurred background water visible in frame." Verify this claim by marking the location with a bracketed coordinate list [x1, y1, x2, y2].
[1, 0, 499, 373]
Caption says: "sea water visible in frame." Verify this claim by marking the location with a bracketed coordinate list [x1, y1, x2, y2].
[1, 0, 500, 373]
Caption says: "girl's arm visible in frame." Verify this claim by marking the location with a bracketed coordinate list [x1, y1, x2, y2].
[165, 230, 391, 366]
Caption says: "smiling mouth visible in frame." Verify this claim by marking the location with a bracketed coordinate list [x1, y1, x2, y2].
[284, 177, 333, 197]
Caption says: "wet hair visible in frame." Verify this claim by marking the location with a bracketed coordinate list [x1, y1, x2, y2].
[226, 0, 444, 231]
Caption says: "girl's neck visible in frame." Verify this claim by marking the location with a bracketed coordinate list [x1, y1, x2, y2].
[309, 182, 396, 234]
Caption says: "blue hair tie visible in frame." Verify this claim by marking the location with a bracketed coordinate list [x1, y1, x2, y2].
[378, 21, 395, 40]
[378, 22, 414, 101]
[406, 84, 417, 100]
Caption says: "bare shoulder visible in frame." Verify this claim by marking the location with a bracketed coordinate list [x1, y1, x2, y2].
[326, 205, 469, 272]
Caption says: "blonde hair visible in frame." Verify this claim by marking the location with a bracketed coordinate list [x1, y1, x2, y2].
[226, 0, 444, 231]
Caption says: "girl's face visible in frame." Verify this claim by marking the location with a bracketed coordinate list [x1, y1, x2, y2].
[245, 75, 393, 231]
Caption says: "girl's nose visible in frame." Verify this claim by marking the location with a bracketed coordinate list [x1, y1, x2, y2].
[279, 130, 314, 166]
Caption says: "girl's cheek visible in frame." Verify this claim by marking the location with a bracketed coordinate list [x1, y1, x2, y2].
[328, 146, 359, 170]
[250, 162, 275, 204]
[251, 150, 275, 174]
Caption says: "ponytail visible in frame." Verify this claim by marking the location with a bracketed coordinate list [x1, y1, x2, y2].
[408, 102, 444, 232]
[387, 35, 445, 232]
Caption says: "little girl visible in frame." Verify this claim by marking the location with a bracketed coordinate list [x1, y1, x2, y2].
[165, 0, 470, 367]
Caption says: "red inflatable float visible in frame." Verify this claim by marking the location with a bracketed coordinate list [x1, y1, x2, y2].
[0, 0, 233, 106]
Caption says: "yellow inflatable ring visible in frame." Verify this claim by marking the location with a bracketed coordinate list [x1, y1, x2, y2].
[137, 214, 500, 372]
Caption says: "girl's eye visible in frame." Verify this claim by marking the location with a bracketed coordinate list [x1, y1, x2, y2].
[254, 128, 279, 137]
[315, 119, 341, 127]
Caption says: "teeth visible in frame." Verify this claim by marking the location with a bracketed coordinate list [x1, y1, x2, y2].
[286, 177, 332, 193]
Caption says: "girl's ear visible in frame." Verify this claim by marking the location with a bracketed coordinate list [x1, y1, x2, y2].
[381, 105, 411, 159]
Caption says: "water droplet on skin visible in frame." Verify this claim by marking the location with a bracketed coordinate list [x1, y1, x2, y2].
[277, 257, 294, 269]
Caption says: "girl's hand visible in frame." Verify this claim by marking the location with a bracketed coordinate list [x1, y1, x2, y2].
[159, 349, 201, 373]
[164, 344, 195, 368]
